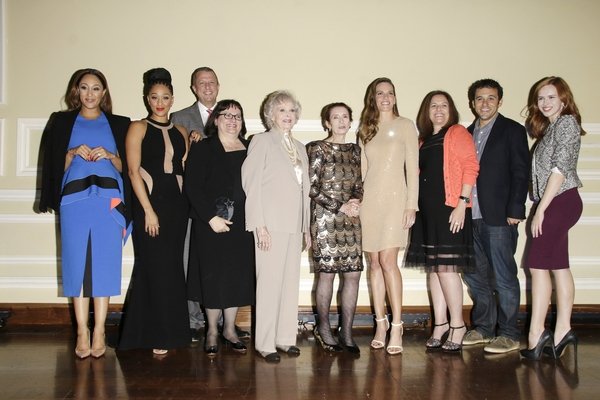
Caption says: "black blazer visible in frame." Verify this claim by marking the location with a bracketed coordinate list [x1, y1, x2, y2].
[38, 109, 131, 223]
[467, 113, 530, 226]
[184, 135, 249, 224]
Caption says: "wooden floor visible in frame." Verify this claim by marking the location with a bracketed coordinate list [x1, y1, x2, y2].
[0, 324, 594, 400]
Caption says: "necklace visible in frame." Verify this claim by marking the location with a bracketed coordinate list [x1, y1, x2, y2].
[282, 133, 298, 161]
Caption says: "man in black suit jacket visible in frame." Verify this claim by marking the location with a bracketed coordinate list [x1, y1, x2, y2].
[461, 79, 530, 354]
[171, 67, 220, 343]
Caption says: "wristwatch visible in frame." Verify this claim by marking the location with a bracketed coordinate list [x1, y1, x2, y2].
[459, 196, 470, 204]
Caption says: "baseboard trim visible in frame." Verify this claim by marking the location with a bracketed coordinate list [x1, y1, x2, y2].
[2, 303, 600, 328]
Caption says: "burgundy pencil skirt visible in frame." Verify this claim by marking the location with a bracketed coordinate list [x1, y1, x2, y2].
[526, 188, 582, 270]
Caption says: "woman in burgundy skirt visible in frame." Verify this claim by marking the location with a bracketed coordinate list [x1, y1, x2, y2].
[521, 77, 585, 360]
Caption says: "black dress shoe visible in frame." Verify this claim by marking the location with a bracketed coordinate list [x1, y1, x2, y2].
[204, 344, 218, 357]
[190, 329, 202, 343]
[204, 335, 219, 357]
[258, 351, 280, 363]
[520, 329, 554, 360]
[222, 336, 247, 354]
[218, 324, 251, 339]
[276, 345, 300, 356]
[339, 339, 360, 355]
[337, 328, 360, 355]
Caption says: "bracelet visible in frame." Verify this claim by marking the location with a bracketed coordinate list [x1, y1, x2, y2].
[459, 195, 470, 204]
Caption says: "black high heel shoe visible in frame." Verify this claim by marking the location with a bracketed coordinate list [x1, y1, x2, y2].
[204, 343, 218, 357]
[442, 325, 466, 352]
[222, 336, 247, 354]
[314, 326, 343, 353]
[204, 333, 219, 357]
[520, 329, 555, 360]
[544, 330, 578, 359]
[337, 327, 360, 355]
[426, 321, 449, 349]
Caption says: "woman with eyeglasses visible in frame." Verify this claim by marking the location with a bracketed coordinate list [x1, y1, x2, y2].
[184, 99, 255, 357]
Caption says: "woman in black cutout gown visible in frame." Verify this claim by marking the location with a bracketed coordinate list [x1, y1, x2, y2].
[118, 68, 190, 354]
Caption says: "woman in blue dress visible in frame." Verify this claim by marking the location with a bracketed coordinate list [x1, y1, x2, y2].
[39, 68, 131, 359]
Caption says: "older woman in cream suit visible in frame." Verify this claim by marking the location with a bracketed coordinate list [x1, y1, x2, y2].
[242, 90, 310, 363]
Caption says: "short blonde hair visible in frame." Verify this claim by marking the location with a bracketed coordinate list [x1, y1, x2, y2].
[261, 90, 302, 130]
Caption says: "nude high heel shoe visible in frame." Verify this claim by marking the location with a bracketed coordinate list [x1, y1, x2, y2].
[370, 316, 389, 349]
[91, 331, 106, 359]
[75, 328, 91, 359]
[386, 321, 404, 355]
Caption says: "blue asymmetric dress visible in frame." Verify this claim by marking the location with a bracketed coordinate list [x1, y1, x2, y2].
[59, 113, 127, 297]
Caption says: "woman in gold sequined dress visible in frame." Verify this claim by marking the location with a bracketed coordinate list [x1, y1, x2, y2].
[358, 78, 419, 355]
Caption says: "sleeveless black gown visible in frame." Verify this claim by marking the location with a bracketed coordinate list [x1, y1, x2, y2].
[119, 119, 190, 350]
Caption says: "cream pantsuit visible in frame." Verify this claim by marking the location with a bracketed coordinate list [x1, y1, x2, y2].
[242, 129, 310, 354]
[254, 231, 302, 353]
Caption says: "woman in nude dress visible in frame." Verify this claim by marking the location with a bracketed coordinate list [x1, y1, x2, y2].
[357, 77, 419, 354]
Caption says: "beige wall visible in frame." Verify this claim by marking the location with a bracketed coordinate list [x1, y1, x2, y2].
[1, 0, 599, 305]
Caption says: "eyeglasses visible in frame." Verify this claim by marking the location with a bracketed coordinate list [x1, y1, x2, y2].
[219, 112, 242, 121]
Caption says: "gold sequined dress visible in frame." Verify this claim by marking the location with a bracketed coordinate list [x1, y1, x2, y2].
[359, 117, 419, 252]
[306, 140, 363, 273]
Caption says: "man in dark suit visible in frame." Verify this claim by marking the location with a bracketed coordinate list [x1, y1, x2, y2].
[461, 79, 530, 353]
[172, 67, 219, 343]
[172, 67, 250, 342]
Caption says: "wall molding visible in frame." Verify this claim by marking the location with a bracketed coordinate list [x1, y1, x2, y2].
[33, 214, 600, 227]
[245, 118, 330, 134]
[578, 170, 600, 181]
[16, 118, 46, 176]
[6, 118, 599, 179]
[583, 123, 600, 134]
[0, 189, 36, 201]
[578, 216, 600, 225]
[0, 118, 4, 176]
[0, 0, 5, 104]
[4, 189, 600, 204]
[0, 255, 134, 265]
[2, 276, 600, 294]
[0, 213, 56, 223]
